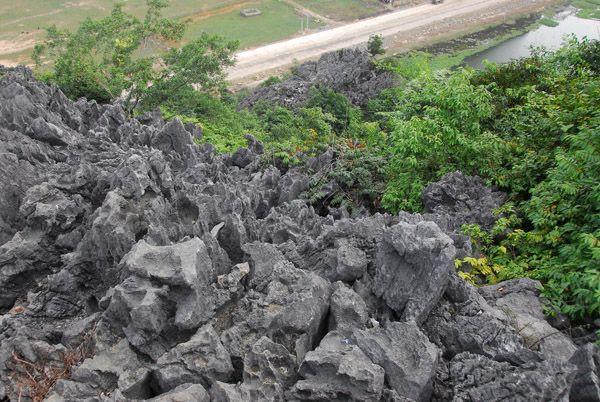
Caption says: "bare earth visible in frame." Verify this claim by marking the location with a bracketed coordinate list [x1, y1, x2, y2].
[226, 0, 555, 89]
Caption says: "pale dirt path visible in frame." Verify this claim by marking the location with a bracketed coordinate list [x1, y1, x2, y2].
[226, 0, 540, 83]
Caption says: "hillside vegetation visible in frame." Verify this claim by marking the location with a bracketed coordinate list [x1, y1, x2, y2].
[33, 1, 600, 326]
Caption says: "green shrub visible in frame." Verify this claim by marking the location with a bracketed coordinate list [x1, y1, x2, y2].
[259, 75, 282, 87]
[382, 68, 497, 213]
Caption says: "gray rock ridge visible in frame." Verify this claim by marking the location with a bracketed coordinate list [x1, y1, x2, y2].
[0, 66, 592, 401]
[238, 48, 397, 110]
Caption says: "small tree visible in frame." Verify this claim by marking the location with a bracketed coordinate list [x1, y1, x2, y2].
[140, 32, 239, 112]
[32, 0, 238, 115]
[367, 35, 385, 59]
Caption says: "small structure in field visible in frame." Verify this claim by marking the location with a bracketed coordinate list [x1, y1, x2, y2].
[240, 8, 261, 17]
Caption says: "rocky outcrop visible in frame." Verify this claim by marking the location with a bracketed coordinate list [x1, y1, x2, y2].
[422, 171, 509, 233]
[238, 48, 397, 110]
[0, 66, 593, 401]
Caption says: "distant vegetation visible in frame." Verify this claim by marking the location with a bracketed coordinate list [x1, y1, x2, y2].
[33, 0, 238, 115]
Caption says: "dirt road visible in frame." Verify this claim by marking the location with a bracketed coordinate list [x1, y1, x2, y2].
[226, 0, 546, 83]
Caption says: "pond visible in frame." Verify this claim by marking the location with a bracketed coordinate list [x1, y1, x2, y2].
[463, 7, 600, 69]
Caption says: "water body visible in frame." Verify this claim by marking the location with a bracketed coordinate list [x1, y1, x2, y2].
[464, 7, 600, 69]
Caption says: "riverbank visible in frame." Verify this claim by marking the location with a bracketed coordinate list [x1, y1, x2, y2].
[398, 0, 588, 70]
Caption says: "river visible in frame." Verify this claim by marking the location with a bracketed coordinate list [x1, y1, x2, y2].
[463, 6, 600, 69]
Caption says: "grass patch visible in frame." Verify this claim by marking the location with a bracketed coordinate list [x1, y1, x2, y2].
[576, 8, 600, 17]
[184, 0, 325, 49]
[538, 17, 559, 26]
[294, 0, 385, 21]
[571, 0, 598, 8]
[571, 0, 600, 19]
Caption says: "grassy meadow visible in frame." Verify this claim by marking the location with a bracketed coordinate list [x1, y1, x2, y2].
[183, 0, 327, 49]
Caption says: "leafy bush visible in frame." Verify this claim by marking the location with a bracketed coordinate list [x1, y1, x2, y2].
[382, 68, 497, 212]
[367, 34, 385, 58]
[303, 140, 388, 213]
[455, 38, 600, 320]
[306, 85, 353, 133]
[259, 75, 282, 87]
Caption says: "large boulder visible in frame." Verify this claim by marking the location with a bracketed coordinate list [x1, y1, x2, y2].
[374, 220, 456, 324]
[352, 322, 439, 402]
[287, 331, 385, 401]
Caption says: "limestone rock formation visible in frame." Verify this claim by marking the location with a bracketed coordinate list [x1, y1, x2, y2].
[238, 49, 397, 110]
[0, 65, 592, 402]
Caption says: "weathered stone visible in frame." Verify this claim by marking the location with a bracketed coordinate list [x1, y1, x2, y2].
[422, 170, 508, 233]
[154, 324, 233, 392]
[422, 293, 524, 360]
[569, 343, 600, 402]
[101, 276, 174, 360]
[450, 351, 576, 401]
[239, 336, 298, 400]
[333, 242, 368, 282]
[232, 147, 255, 168]
[479, 278, 577, 361]
[352, 322, 439, 402]
[151, 117, 193, 155]
[288, 331, 385, 401]
[374, 220, 456, 324]
[328, 282, 369, 334]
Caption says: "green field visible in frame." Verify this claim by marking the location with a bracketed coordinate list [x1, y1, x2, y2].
[0, 0, 328, 65]
[295, 0, 386, 21]
[184, 0, 326, 49]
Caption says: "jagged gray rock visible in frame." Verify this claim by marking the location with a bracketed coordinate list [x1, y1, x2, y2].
[154, 324, 233, 393]
[374, 220, 456, 325]
[479, 278, 577, 362]
[422, 170, 508, 232]
[238, 48, 397, 110]
[450, 351, 576, 401]
[422, 275, 524, 360]
[352, 322, 439, 402]
[328, 282, 369, 334]
[569, 343, 600, 402]
[0, 66, 590, 402]
[287, 331, 385, 401]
